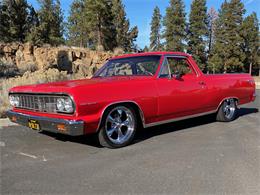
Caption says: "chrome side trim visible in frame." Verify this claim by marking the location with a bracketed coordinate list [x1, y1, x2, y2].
[144, 110, 217, 128]
[96, 100, 146, 132]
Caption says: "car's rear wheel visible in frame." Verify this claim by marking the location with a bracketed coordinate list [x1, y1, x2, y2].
[216, 98, 238, 122]
[98, 105, 137, 148]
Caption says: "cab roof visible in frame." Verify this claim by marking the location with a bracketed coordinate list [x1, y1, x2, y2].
[110, 51, 191, 60]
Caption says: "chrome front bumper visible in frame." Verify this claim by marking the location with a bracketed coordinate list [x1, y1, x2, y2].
[6, 110, 84, 136]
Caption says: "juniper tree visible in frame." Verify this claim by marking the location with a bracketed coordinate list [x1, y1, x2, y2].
[241, 12, 259, 75]
[150, 6, 162, 51]
[187, 0, 208, 71]
[209, 0, 245, 73]
[163, 0, 186, 51]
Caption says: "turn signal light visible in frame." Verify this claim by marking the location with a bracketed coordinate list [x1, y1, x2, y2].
[57, 124, 67, 132]
[11, 116, 17, 122]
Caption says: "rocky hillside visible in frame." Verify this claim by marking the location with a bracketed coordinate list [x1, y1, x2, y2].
[0, 42, 121, 117]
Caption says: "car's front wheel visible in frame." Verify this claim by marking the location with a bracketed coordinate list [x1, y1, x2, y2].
[216, 98, 238, 122]
[98, 105, 137, 148]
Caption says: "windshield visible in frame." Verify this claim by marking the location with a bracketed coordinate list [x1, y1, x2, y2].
[94, 56, 161, 77]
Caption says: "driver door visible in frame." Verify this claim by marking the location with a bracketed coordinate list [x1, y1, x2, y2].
[156, 56, 207, 121]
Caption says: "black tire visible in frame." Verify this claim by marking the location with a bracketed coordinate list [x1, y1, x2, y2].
[216, 98, 238, 122]
[98, 105, 137, 148]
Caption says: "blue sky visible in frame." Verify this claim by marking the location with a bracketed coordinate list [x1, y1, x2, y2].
[28, 0, 260, 48]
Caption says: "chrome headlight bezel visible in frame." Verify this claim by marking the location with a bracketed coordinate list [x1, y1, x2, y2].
[56, 96, 75, 113]
[9, 95, 20, 107]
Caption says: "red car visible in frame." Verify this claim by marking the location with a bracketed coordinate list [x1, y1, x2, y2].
[7, 52, 256, 148]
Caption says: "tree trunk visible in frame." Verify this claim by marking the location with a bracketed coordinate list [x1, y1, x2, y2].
[249, 62, 252, 75]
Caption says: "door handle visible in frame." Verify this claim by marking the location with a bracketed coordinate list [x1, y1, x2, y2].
[198, 81, 206, 85]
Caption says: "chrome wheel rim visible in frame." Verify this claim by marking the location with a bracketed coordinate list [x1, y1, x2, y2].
[105, 107, 135, 145]
[223, 99, 236, 119]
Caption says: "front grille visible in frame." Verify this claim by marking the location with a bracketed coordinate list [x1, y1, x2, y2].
[12, 94, 70, 114]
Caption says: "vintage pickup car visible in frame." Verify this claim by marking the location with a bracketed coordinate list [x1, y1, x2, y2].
[7, 52, 256, 148]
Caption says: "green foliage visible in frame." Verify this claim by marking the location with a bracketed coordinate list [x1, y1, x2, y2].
[0, 0, 36, 43]
[112, 0, 138, 51]
[30, 0, 64, 45]
[150, 6, 162, 51]
[241, 12, 259, 74]
[67, 0, 87, 47]
[84, 0, 116, 50]
[209, 0, 246, 73]
[0, 2, 10, 42]
[67, 0, 138, 51]
[187, 0, 208, 71]
[163, 0, 186, 51]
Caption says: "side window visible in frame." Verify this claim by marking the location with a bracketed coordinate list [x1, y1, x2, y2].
[159, 59, 171, 78]
[167, 57, 194, 76]
[136, 61, 157, 76]
[115, 62, 133, 76]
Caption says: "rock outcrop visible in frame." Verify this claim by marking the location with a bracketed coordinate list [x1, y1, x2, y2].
[0, 42, 114, 78]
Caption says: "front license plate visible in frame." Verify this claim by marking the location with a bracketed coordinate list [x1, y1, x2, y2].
[28, 119, 40, 130]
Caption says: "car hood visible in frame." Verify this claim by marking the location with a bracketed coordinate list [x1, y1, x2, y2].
[9, 76, 152, 94]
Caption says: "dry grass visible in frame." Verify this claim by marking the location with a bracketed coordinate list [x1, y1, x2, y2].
[253, 76, 260, 82]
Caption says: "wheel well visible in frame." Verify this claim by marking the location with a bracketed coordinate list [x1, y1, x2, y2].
[99, 102, 145, 130]
[217, 97, 239, 111]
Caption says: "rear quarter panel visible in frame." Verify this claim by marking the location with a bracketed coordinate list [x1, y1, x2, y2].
[203, 74, 255, 109]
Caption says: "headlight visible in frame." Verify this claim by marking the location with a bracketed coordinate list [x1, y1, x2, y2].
[9, 95, 20, 107]
[56, 97, 74, 113]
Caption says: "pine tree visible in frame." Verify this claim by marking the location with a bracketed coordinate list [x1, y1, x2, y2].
[50, 0, 64, 44]
[84, 0, 116, 50]
[207, 7, 218, 60]
[150, 6, 162, 51]
[241, 12, 259, 75]
[188, 0, 208, 71]
[111, 0, 138, 51]
[0, 2, 10, 42]
[0, 0, 30, 42]
[112, 0, 128, 49]
[209, 0, 245, 73]
[126, 26, 138, 52]
[31, 0, 64, 45]
[67, 0, 88, 47]
[163, 0, 186, 51]
[25, 5, 40, 42]
[143, 46, 149, 52]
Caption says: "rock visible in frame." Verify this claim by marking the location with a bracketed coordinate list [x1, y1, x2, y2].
[0, 42, 114, 77]
[57, 50, 72, 72]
